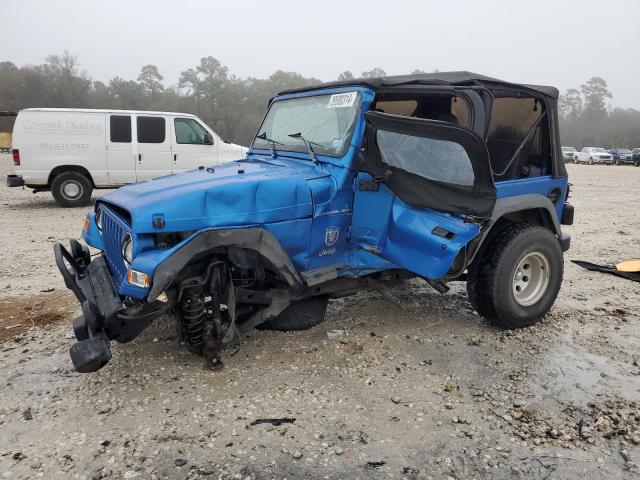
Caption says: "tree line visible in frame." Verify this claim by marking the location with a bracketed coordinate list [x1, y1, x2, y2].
[0, 52, 400, 145]
[559, 77, 640, 149]
[1, 52, 639, 148]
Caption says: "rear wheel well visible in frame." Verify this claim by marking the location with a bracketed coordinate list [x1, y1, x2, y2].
[48, 165, 94, 187]
[496, 208, 556, 234]
[472, 208, 558, 264]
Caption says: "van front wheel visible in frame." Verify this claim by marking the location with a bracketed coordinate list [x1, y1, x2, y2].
[51, 171, 93, 207]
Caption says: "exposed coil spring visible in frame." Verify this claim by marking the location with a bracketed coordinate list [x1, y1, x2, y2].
[180, 283, 205, 349]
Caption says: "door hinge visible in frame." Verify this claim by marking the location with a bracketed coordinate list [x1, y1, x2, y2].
[358, 170, 392, 191]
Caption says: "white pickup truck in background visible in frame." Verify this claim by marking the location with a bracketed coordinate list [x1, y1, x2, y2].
[576, 147, 613, 165]
[7, 109, 247, 207]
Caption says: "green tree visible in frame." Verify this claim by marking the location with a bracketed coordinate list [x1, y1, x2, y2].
[559, 88, 583, 118]
[361, 67, 387, 78]
[580, 77, 611, 119]
[108, 77, 147, 109]
[179, 56, 229, 122]
[42, 51, 92, 107]
[137, 64, 164, 97]
[337, 70, 354, 81]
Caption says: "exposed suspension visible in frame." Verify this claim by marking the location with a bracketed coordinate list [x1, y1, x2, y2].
[179, 282, 206, 353]
[176, 260, 229, 368]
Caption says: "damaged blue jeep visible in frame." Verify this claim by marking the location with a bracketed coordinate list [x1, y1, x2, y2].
[54, 72, 574, 373]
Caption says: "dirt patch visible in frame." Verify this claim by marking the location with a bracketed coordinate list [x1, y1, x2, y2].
[0, 291, 76, 342]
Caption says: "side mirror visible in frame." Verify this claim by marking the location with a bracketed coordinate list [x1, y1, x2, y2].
[203, 133, 214, 145]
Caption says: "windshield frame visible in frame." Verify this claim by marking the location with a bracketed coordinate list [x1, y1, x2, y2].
[250, 88, 363, 160]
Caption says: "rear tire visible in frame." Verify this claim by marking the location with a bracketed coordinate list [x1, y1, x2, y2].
[51, 171, 93, 207]
[466, 224, 563, 328]
[258, 296, 329, 331]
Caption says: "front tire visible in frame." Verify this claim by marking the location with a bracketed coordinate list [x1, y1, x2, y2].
[467, 224, 563, 328]
[51, 171, 93, 207]
[258, 296, 329, 331]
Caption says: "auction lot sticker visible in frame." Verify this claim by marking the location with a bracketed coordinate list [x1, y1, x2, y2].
[327, 92, 358, 108]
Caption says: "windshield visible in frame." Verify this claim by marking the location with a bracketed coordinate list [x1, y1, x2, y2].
[562, 147, 576, 152]
[618, 148, 631, 153]
[253, 92, 360, 158]
[592, 148, 606, 153]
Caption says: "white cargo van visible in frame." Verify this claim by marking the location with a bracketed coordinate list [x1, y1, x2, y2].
[6, 108, 247, 207]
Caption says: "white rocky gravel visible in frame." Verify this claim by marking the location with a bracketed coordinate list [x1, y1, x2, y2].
[1, 155, 639, 479]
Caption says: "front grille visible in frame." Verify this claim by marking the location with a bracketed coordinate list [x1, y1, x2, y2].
[100, 205, 130, 287]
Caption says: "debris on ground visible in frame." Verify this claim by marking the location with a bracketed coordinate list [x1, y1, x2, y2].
[249, 417, 296, 427]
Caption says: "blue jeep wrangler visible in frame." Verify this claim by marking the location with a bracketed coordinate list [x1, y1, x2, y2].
[54, 72, 574, 373]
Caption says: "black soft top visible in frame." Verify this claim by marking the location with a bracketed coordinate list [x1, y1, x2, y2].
[279, 71, 559, 99]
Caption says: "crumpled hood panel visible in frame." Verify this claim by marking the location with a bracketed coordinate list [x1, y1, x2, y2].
[100, 160, 328, 233]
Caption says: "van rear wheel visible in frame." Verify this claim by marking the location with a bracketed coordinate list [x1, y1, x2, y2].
[51, 171, 93, 207]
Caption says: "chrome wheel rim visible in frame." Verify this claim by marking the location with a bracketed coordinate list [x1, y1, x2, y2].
[512, 251, 550, 307]
[61, 180, 82, 199]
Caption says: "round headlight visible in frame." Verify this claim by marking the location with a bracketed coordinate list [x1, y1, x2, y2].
[121, 233, 133, 265]
[95, 208, 103, 231]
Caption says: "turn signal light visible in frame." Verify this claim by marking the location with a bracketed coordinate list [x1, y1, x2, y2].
[127, 269, 150, 288]
[12, 149, 20, 166]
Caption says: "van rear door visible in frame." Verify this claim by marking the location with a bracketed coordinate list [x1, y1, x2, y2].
[134, 115, 173, 181]
[106, 114, 135, 185]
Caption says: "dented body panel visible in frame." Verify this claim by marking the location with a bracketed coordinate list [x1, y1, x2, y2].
[55, 72, 572, 373]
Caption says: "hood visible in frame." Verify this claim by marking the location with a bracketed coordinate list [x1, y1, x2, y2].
[100, 159, 329, 233]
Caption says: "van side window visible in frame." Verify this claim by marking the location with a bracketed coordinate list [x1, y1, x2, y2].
[137, 116, 165, 143]
[174, 118, 210, 145]
[110, 115, 131, 143]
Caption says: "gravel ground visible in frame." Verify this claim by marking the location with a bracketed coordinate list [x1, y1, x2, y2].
[1, 155, 639, 479]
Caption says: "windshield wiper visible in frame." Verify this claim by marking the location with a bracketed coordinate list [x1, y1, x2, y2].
[255, 132, 283, 158]
[288, 132, 318, 164]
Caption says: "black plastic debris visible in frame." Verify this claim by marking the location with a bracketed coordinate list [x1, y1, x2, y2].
[249, 417, 296, 427]
[174, 459, 187, 467]
[572, 260, 640, 283]
[22, 409, 32, 421]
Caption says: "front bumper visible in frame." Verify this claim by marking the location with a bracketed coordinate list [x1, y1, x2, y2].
[54, 240, 172, 372]
[6, 174, 24, 187]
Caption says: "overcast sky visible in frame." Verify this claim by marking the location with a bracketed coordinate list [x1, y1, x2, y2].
[1, 0, 639, 108]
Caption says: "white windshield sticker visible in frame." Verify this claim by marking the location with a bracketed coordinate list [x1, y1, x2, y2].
[327, 92, 358, 109]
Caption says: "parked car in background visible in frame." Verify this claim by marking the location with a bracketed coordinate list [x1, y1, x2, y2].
[632, 148, 640, 167]
[7, 108, 247, 207]
[609, 148, 634, 165]
[561, 146, 578, 162]
[576, 147, 613, 165]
